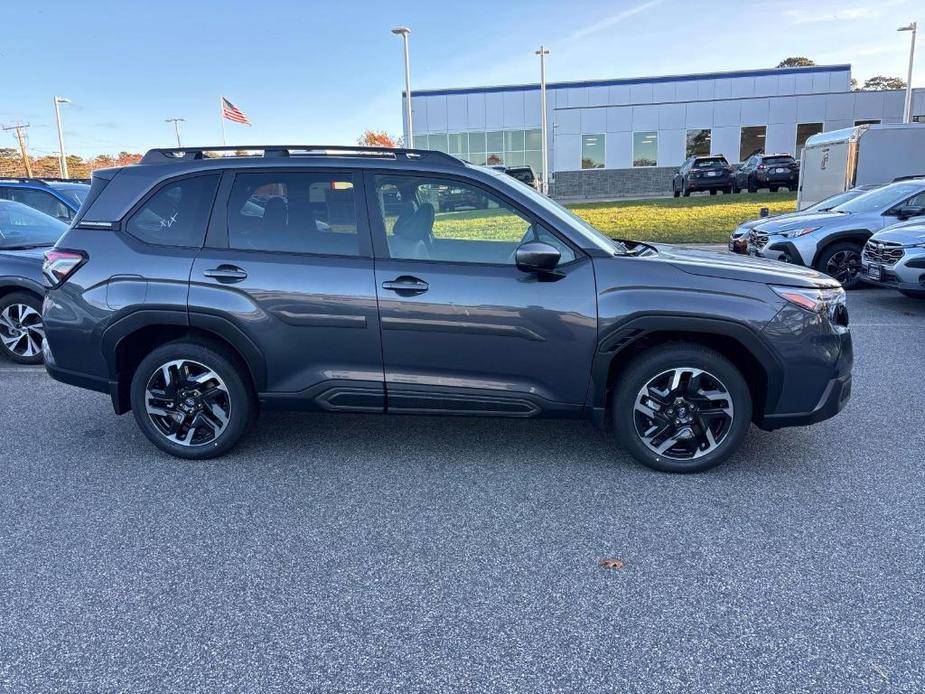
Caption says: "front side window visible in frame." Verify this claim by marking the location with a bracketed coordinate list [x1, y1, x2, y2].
[739, 126, 766, 161]
[125, 174, 219, 247]
[796, 123, 824, 158]
[227, 172, 360, 256]
[633, 131, 657, 167]
[686, 129, 712, 158]
[581, 134, 605, 169]
[372, 174, 575, 265]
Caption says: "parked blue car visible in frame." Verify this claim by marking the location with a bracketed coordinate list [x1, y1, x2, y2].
[0, 178, 90, 223]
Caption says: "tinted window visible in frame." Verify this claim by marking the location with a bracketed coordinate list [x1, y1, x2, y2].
[373, 174, 575, 265]
[633, 132, 657, 167]
[3, 188, 71, 222]
[686, 129, 711, 157]
[739, 126, 766, 161]
[227, 172, 360, 256]
[763, 156, 794, 166]
[581, 134, 605, 169]
[694, 157, 727, 169]
[0, 201, 68, 248]
[125, 174, 219, 247]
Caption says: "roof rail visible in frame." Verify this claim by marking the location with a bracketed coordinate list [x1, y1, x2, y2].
[139, 145, 464, 167]
[0, 176, 91, 185]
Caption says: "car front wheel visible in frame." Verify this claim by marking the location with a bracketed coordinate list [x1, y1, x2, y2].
[612, 344, 752, 473]
[130, 341, 253, 459]
[0, 291, 45, 364]
[816, 242, 863, 289]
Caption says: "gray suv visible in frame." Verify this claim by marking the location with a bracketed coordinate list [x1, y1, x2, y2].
[860, 219, 925, 298]
[41, 146, 852, 473]
[748, 180, 925, 288]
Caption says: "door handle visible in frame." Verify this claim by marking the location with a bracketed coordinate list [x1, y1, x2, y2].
[204, 265, 248, 283]
[381, 275, 429, 295]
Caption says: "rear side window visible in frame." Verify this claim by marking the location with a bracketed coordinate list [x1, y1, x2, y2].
[125, 174, 219, 247]
[1, 187, 72, 222]
[226, 171, 360, 256]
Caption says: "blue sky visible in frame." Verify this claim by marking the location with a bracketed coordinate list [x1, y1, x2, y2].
[1, 0, 920, 158]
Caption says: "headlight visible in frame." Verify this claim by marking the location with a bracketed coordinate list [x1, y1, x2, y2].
[778, 226, 820, 239]
[771, 285, 845, 314]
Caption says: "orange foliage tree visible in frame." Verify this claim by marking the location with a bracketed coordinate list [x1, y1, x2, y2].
[357, 130, 402, 148]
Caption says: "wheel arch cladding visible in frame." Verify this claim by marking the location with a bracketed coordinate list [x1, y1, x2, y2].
[593, 318, 781, 423]
[811, 229, 871, 266]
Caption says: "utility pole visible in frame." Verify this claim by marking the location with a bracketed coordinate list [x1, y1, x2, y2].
[898, 22, 917, 123]
[54, 97, 71, 178]
[3, 123, 33, 177]
[535, 45, 550, 195]
[165, 117, 185, 147]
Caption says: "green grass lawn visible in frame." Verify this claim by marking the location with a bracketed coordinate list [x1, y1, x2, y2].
[567, 191, 798, 244]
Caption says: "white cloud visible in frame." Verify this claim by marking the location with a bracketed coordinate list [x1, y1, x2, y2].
[563, 0, 664, 43]
[785, 7, 878, 24]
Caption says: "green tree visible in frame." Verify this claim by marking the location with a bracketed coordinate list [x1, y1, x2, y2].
[859, 76, 907, 91]
[777, 57, 815, 68]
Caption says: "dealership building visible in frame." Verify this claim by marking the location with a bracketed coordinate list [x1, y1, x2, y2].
[404, 64, 925, 198]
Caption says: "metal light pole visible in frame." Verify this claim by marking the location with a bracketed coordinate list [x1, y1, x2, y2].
[391, 26, 413, 147]
[53, 96, 70, 178]
[535, 46, 550, 195]
[165, 117, 185, 147]
[898, 22, 917, 123]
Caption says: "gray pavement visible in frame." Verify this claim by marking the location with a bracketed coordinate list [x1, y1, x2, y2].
[0, 288, 923, 693]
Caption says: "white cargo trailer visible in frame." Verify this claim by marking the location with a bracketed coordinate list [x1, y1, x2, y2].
[797, 124, 925, 209]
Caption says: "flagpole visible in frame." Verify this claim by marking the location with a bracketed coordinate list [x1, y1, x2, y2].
[219, 95, 226, 146]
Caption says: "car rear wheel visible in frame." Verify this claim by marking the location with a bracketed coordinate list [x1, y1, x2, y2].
[747, 177, 758, 193]
[769, 185, 779, 193]
[672, 182, 680, 198]
[816, 242, 863, 289]
[130, 341, 253, 459]
[0, 292, 45, 365]
[682, 182, 691, 197]
[611, 344, 752, 473]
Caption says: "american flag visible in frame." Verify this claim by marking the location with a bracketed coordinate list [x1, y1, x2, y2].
[221, 97, 251, 125]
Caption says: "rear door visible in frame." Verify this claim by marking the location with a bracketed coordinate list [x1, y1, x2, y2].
[190, 168, 384, 410]
[366, 171, 598, 416]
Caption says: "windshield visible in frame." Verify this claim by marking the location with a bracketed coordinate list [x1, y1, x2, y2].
[480, 166, 626, 254]
[694, 158, 727, 169]
[832, 183, 924, 214]
[51, 184, 90, 206]
[805, 189, 864, 212]
[0, 202, 68, 248]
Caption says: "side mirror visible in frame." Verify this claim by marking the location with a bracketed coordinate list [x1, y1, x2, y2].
[893, 205, 923, 220]
[515, 241, 560, 273]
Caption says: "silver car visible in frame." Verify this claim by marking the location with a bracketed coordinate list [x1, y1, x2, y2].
[859, 219, 925, 298]
[748, 180, 925, 288]
[729, 186, 880, 254]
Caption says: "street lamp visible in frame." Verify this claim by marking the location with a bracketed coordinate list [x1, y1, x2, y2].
[898, 22, 917, 124]
[535, 46, 550, 195]
[165, 117, 186, 147]
[391, 26, 413, 147]
[53, 96, 70, 178]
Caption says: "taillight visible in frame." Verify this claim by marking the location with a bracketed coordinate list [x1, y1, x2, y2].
[42, 249, 86, 287]
[757, 164, 766, 170]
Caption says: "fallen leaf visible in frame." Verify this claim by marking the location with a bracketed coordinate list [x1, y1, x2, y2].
[599, 558, 625, 570]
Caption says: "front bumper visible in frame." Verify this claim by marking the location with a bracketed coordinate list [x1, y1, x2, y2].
[749, 234, 816, 266]
[759, 372, 851, 429]
[859, 257, 925, 292]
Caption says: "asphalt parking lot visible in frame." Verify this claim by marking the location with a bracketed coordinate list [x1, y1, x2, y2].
[1, 288, 923, 693]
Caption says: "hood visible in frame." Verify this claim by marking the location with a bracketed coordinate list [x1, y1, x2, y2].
[0, 246, 48, 261]
[650, 244, 839, 288]
[755, 211, 847, 234]
[870, 222, 925, 246]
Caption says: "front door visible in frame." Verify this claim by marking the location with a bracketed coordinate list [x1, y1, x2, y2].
[190, 169, 384, 411]
[366, 172, 598, 417]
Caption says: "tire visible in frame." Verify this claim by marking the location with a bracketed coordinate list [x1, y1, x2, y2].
[611, 343, 752, 473]
[769, 185, 779, 193]
[815, 241, 863, 289]
[682, 182, 691, 197]
[747, 176, 758, 193]
[0, 291, 45, 365]
[732, 181, 740, 194]
[709, 189, 717, 196]
[672, 183, 680, 198]
[725, 185, 734, 195]
[130, 340, 254, 459]
[899, 289, 925, 299]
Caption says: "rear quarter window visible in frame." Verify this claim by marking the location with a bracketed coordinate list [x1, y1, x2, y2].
[124, 174, 220, 247]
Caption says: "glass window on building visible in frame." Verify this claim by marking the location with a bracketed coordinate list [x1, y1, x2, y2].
[525, 128, 543, 151]
[739, 126, 766, 161]
[427, 133, 449, 153]
[468, 131, 487, 165]
[581, 134, 605, 169]
[446, 133, 468, 158]
[633, 131, 657, 167]
[796, 123, 824, 158]
[686, 129, 712, 158]
[412, 134, 427, 149]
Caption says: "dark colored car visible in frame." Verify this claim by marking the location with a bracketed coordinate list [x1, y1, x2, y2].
[0, 178, 90, 223]
[503, 166, 541, 191]
[0, 200, 69, 363]
[733, 154, 799, 193]
[672, 156, 734, 197]
[42, 145, 852, 473]
[728, 185, 882, 254]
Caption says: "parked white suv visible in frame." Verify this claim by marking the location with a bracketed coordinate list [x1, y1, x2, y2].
[748, 180, 925, 288]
